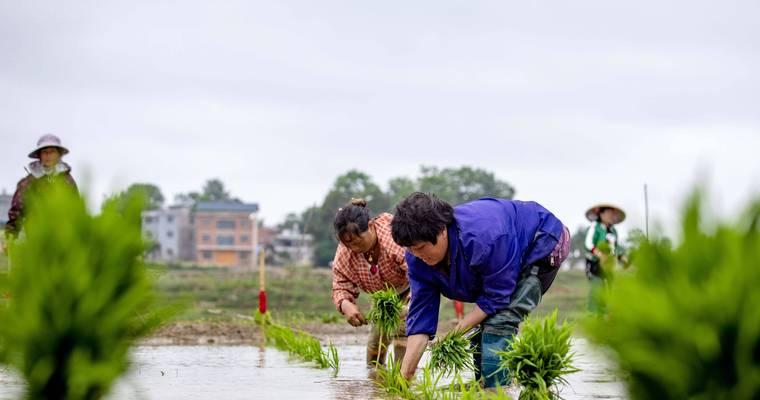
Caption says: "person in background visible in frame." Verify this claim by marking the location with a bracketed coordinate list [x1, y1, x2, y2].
[584, 203, 627, 313]
[3, 134, 78, 255]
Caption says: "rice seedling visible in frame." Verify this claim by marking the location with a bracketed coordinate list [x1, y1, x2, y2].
[0, 184, 172, 400]
[413, 370, 513, 400]
[374, 356, 413, 398]
[415, 365, 446, 400]
[496, 310, 577, 400]
[376, 359, 513, 400]
[262, 319, 340, 375]
[366, 287, 404, 365]
[428, 329, 477, 376]
[449, 375, 512, 400]
[584, 191, 760, 399]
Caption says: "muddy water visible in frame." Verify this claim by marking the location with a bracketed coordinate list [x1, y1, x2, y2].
[0, 338, 625, 399]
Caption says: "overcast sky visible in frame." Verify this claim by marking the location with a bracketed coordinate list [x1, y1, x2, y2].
[1, 0, 758, 238]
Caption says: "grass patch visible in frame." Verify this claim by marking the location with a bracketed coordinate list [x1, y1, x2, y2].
[151, 265, 371, 322]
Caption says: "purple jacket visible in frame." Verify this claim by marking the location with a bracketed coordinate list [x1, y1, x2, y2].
[405, 198, 564, 337]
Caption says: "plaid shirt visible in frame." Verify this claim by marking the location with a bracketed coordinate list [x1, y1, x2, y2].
[331, 213, 409, 312]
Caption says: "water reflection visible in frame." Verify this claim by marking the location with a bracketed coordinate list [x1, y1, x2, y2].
[0, 339, 625, 400]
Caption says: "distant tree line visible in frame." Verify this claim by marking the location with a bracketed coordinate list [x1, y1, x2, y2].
[113, 166, 516, 267]
[295, 166, 516, 266]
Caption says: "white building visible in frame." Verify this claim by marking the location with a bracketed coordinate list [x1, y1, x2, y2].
[272, 227, 314, 266]
[141, 205, 194, 262]
[0, 189, 11, 229]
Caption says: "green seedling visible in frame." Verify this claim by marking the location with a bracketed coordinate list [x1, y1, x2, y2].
[428, 329, 477, 376]
[496, 310, 577, 400]
[584, 190, 760, 399]
[263, 318, 339, 375]
[367, 287, 404, 365]
[375, 356, 413, 398]
[0, 183, 172, 400]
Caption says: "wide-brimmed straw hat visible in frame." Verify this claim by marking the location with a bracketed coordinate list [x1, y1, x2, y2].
[585, 203, 626, 224]
[28, 134, 70, 159]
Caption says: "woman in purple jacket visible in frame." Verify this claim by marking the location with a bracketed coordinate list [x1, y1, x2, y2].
[391, 192, 570, 388]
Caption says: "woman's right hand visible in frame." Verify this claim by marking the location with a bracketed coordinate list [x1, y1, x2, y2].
[341, 301, 367, 327]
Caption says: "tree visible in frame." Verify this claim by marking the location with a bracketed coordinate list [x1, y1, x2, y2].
[114, 183, 164, 211]
[416, 166, 515, 205]
[387, 177, 417, 210]
[306, 170, 389, 266]
[177, 179, 238, 203]
[292, 166, 516, 267]
[278, 213, 302, 231]
[201, 179, 233, 202]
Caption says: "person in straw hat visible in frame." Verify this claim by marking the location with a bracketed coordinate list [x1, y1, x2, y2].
[584, 203, 628, 312]
[3, 134, 78, 252]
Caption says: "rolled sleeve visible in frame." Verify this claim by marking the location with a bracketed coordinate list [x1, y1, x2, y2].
[405, 256, 441, 338]
[474, 235, 522, 316]
[331, 247, 360, 312]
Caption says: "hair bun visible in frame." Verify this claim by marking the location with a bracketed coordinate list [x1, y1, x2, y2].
[350, 198, 367, 207]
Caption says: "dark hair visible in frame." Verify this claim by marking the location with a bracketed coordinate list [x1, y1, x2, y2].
[391, 192, 454, 247]
[333, 198, 371, 242]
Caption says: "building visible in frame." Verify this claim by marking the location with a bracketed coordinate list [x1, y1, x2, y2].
[0, 189, 11, 229]
[194, 201, 259, 267]
[272, 227, 314, 266]
[141, 205, 194, 262]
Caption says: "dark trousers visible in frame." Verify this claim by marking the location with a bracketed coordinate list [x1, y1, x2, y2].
[472, 260, 561, 387]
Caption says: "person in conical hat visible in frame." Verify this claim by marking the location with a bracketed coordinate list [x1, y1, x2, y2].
[4, 134, 78, 246]
[584, 203, 627, 313]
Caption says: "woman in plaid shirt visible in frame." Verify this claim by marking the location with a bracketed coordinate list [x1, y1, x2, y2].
[331, 198, 409, 366]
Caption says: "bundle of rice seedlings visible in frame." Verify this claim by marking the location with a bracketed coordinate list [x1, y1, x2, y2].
[496, 310, 577, 400]
[367, 287, 404, 337]
[366, 287, 404, 364]
[428, 329, 477, 376]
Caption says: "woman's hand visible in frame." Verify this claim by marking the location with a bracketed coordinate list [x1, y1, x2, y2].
[454, 305, 488, 333]
[340, 301, 367, 327]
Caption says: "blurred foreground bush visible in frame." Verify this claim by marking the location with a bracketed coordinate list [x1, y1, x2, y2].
[584, 192, 760, 399]
[0, 183, 169, 400]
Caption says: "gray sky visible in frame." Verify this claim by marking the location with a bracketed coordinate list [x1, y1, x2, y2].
[1, 0, 759, 237]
